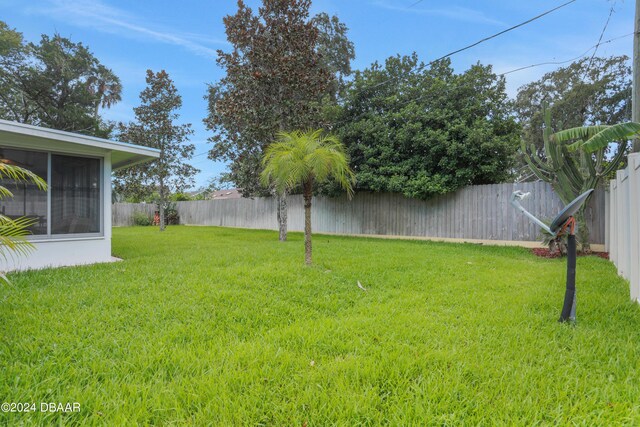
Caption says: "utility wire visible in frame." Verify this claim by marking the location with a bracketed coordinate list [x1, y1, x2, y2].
[429, 0, 578, 63]
[329, 0, 580, 127]
[408, 0, 425, 8]
[336, 0, 579, 104]
[498, 32, 633, 76]
[330, 32, 632, 129]
[586, 1, 616, 71]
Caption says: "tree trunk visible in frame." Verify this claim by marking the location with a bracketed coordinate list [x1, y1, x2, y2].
[159, 176, 166, 232]
[159, 202, 166, 232]
[277, 192, 287, 241]
[275, 101, 288, 242]
[303, 179, 313, 265]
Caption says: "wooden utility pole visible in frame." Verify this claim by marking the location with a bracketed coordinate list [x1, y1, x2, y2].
[634, 0, 640, 152]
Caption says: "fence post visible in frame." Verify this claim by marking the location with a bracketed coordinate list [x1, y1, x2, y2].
[610, 179, 618, 268]
[616, 171, 624, 277]
[604, 186, 610, 252]
[628, 153, 640, 301]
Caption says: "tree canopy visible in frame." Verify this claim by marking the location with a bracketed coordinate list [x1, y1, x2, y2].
[204, 0, 354, 196]
[113, 70, 197, 229]
[515, 55, 631, 154]
[330, 54, 520, 199]
[0, 21, 121, 137]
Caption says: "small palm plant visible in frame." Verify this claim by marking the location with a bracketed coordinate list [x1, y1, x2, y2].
[0, 162, 47, 280]
[261, 130, 355, 265]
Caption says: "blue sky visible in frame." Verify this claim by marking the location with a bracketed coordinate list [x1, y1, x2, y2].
[0, 0, 634, 188]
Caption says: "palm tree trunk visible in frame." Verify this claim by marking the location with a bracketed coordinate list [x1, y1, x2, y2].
[303, 179, 313, 265]
[276, 191, 287, 241]
[276, 103, 288, 242]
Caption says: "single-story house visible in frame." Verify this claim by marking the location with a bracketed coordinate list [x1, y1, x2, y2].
[0, 119, 160, 271]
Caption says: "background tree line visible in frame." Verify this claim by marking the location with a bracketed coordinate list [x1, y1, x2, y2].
[0, 21, 198, 230]
[207, 2, 631, 204]
[1, 0, 634, 228]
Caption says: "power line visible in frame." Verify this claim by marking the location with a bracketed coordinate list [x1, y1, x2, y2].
[408, 0, 425, 8]
[335, 0, 579, 110]
[192, 159, 212, 166]
[586, 2, 616, 71]
[429, 0, 578, 64]
[498, 32, 633, 76]
[330, 31, 632, 129]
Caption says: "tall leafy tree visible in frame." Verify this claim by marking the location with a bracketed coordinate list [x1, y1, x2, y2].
[261, 130, 354, 265]
[0, 21, 121, 137]
[312, 12, 355, 101]
[204, 0, 353, 241]
[114, 70, 197, 231]
[515, 55, 631, 156]
[332, 54, 520, 199]
[0, 21, 32, 123]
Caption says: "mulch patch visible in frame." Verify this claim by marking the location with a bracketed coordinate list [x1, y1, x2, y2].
[532, 248, 609, 260]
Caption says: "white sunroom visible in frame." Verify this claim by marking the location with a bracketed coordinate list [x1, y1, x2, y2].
[0, 119, 159, 271]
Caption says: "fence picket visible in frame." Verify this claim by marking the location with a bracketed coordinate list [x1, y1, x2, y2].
[112, 182, 607, 244]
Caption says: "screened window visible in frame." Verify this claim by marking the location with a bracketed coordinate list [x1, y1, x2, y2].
[0, 148, 48, 235]
[0, 147, 102, 238]
[51, 154, 101, 234]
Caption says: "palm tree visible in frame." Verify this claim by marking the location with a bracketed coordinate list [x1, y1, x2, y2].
[261, 130, 355, 265]
[87, 66, 122, 121]
[0, 162, 47, 280]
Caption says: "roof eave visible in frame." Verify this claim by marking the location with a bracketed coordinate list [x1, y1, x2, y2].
[0, 119, 161, 162]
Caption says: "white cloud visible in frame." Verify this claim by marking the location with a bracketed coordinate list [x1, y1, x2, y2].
[27, 0, 226, 59]
[372, 0, 506, 26]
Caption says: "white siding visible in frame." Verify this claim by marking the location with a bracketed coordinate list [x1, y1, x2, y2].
[607, 152, 640, 301]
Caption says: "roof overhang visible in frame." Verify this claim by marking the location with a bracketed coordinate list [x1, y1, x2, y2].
[0, 119, 160, 169]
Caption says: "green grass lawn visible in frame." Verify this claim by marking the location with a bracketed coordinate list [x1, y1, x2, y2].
[1, 226, 639, 425]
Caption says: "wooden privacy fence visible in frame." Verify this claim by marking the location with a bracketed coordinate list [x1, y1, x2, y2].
[608, 152, 640, 301]
[112, 202, 156, 226]
[113, 181, 606, 244]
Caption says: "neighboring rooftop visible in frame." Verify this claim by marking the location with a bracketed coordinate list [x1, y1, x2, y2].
[210, 188, 242, 200]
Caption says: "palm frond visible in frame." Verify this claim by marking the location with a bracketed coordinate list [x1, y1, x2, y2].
[0, 215, 36, 261]
[553, 122, 640, 153]
[0, 163, 45, 271]
[552, 125, 610, 145]
[0, 186, 14, 199]
[581, 123, 640, 153]
[0, 163, 47, 191]
[261, 129, 355, 197]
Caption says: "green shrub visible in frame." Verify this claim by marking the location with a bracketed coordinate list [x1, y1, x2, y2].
[132, 211, 152, 226]
[165, 202, 180, 225]
[170, 192, 193, 201]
